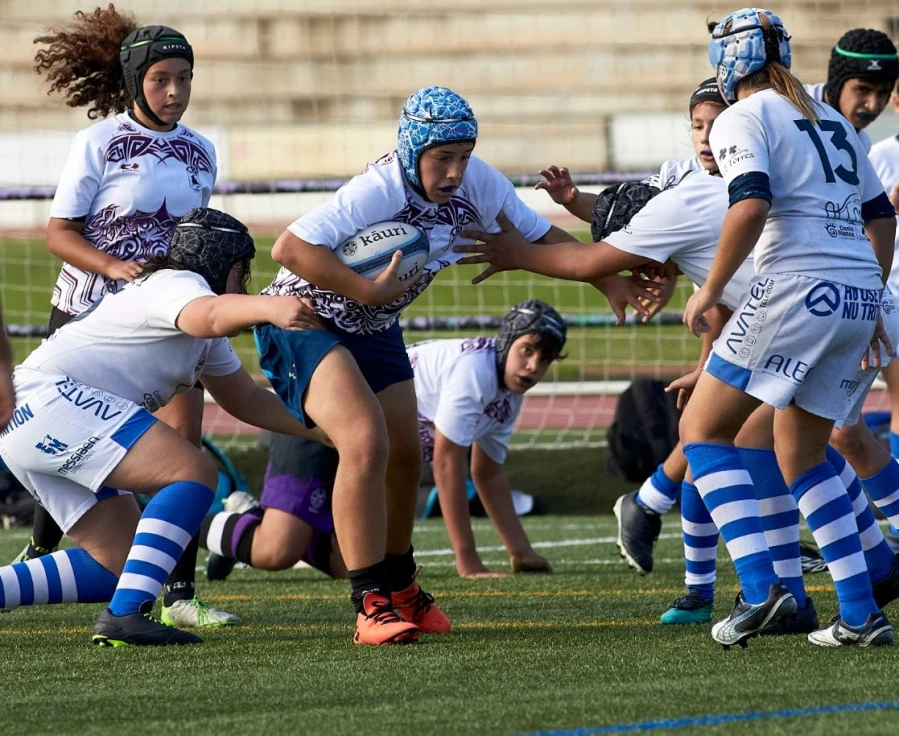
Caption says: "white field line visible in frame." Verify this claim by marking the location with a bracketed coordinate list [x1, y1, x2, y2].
[414, 533, 682, 557]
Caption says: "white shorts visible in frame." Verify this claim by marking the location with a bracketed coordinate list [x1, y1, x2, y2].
[0, 369, 157, 532]
[707, 273, 882, 423]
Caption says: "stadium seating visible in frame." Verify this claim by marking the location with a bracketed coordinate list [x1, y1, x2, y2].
[0, 0, 895, 175]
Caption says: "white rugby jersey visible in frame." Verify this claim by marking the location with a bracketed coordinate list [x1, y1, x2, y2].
[869, 135, 899, 292]
[710, 89, 884, 289]
[806, 83, 873, 153]
[50, 113, 217, 315]
[408, 337, 522, 464]
[605, 171, 754, 310]
[19, 270, 240, 413]
[644, 156, 703, 191]
[263, 153, 551, 335]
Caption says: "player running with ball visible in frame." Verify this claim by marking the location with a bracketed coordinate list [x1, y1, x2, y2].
[255, 85, 658, 645]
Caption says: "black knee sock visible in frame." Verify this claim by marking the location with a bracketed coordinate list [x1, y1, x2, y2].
[163, 533, 199, 606]
[234, 522, 259, 565]
[31, 505, 64, 552]
[385, 546, 417, 592]
[302, 532, 335, 578]
[348, 559, 391, 613]
[200, 509, 262, 563]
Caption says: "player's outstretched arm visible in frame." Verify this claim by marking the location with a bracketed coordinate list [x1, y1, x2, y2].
[271, 230, 411, 306]
[0, 305, 14, 432]
[470, 444, 551, 574]
[535, 165, 597, 223]
[201, 368, 332, 445]
[457, 212, 655, 284]
[176, 294, 323, 338]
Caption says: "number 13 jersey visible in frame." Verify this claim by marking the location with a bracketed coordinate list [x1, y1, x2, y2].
[710, 88, 885, 290]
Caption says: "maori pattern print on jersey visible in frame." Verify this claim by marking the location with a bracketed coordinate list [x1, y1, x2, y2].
[53, 121, 215, 315]
[105, 122, 215, 192]
[55, 201, 178, 313]
[264, 190, 485, 335]
[418, 413, 437, 462]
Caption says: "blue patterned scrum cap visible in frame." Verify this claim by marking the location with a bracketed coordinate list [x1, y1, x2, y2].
[495, 300, 567, 387]
[708, 8, 791, 102]
[397, 86, 478, 189]
[168, 208, 255, 295]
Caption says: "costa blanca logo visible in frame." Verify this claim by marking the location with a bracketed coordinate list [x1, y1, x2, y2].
[805, 283, 840, 317]
[35, 435, 69, 456]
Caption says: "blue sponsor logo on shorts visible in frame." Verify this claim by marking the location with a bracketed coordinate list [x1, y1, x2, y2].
[57, 436, 101, 477]
[805, 283, 840, 317]
[840, 286, 880, 321]
[840, 379, 862, 396]
[764, 354, 809, 383]
[35, 435, 69, 456]
[55, 378, 124, 422]
[0, 404, 34, 437]
[726, 278, 773, 356]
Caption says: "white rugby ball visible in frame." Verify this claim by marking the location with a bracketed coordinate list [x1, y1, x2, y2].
[335, 221, 429, 282]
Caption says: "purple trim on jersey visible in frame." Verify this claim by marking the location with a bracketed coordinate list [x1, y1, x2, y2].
[484, 393, 514, 424]
[460, 336, 494, 354]
[419, 413, 436, 463]
[260, 472, 334, 533]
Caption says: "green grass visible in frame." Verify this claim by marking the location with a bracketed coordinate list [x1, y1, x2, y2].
[0, 518, 896, 735]
[0, 234, 702, 381]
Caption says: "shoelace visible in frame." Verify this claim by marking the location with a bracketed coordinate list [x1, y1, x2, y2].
[672, 592, 710, 610]
[142, 610, 174, 628]
[406, 587, 435, 619]
[366, 599, 404, 624]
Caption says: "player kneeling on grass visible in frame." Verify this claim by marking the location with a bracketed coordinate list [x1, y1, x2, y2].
[414, 300, 565, 578]
[0, 208, 330, 647]
[200, 299, 565, 583]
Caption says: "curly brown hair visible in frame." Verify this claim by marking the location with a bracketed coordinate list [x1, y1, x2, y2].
[33, 4, 138, 119]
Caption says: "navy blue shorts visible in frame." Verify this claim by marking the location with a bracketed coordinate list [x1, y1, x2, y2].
[255, 320, 413, 427]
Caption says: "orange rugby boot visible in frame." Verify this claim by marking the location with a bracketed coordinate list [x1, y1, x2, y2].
[353, 592, 420, 645]
[392, 567, 451, 634]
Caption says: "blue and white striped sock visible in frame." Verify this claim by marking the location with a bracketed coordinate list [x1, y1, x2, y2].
[739, 448, 806, 609]
[792, 463, 877, 627]
[0, 548, 117, 609]
[636, 464, 681, 515]
[680, 481, 717, 597]
[889, 432, 899, 460]
[109, 480, 213, 617]
[683, 442, 777, 604]
[861, 459, 899, 530]
[827, 448, 894, 585]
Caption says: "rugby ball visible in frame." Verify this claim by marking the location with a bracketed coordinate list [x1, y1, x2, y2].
[335, 221, 429, 282]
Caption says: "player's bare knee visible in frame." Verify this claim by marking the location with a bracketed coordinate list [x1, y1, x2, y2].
[335, 424, 389, 476]
[829, 427, 865, 463]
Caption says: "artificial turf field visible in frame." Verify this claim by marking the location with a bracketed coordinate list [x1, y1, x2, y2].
[1, 517, 897, 735]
